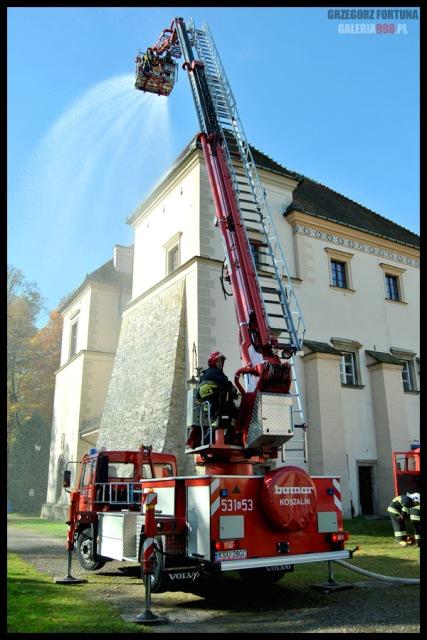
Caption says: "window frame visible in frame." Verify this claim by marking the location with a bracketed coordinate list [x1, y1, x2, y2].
[69, 320, 78, 358]
[379, 263, 406, 304]
[164, 232, 182, 276]
[331, 337, 363, 387]
[324, 247, 355, 291]
[340, 352, 357, 385]
[390, 347, 418, 393]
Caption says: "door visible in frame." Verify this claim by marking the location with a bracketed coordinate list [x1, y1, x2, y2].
[357, 465, 374, 515]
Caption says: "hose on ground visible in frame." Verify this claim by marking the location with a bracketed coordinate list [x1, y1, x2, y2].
[334, 559, 420, 585]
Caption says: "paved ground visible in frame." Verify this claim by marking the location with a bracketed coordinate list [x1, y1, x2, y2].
[8, 525, 420, 633]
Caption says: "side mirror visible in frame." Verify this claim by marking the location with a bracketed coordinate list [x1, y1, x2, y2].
[63, 469, 71, 488]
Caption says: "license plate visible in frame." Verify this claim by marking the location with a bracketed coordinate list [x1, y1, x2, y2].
[215, 549, 247, 561]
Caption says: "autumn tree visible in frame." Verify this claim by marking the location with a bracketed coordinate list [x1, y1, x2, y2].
[7, 266, 63, 513]
[7, 265, 45, 450]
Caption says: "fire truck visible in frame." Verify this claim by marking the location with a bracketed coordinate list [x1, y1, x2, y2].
[62, 17, 352, 593]
[392, 446, 420, 497]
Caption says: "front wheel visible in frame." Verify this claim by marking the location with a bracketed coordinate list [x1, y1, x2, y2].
[76, 528, 106, 571]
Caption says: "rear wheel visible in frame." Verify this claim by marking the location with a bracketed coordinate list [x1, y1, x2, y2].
[238, 567, 287, 584]
[76, 528, 106, 571]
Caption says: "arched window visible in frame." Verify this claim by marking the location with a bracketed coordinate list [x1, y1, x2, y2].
[55, 455, 65, 502]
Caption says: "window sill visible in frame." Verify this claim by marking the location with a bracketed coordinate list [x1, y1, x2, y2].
[385, 298, 408, 305]
[341, 383, 365, 390]
[329, 285, 356, 293]
[403, 390, 419, 395]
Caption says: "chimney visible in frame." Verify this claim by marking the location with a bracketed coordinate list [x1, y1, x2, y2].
[113, 245, 134, 274]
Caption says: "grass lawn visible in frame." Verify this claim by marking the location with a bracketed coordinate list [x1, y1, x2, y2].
[8, 513, 67, 537]
[7, 514, 419, 632]
[7, 553, 145, 633]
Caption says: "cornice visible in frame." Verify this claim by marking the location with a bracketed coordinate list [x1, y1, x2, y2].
[286, 210, 419, 268]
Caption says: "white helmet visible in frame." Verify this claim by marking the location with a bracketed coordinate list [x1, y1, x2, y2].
[407, 492, 420, 503]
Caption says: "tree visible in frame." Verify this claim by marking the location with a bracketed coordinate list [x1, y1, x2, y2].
[7, 266, 64, 513]
[7, 266, 45, 450]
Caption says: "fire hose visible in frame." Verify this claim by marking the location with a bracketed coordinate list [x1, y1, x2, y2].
[334, 559, 420, 585]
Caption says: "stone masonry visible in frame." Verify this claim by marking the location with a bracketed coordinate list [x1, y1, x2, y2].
[97, 279, 194, 476]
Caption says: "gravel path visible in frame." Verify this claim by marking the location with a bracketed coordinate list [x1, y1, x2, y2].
[8, 525, 420, 633]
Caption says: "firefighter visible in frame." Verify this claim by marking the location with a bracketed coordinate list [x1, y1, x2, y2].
[409, 500, 420, 547]
[387, 492, 420, 546]
[198, 352, 238, 439]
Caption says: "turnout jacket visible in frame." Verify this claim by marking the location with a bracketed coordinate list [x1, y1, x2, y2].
[198, 366, 235, 398]
[387, 495, 417, 518]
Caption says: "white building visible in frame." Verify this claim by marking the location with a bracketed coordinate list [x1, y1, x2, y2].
[42, 136, 419, 520]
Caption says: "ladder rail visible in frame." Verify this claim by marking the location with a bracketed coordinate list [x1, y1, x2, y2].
[188, 20, 307, 463]
[190, 22, 306, 353]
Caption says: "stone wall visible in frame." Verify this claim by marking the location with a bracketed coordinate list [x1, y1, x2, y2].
[97, 279, 194, 476]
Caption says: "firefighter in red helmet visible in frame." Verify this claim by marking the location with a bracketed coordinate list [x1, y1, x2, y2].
[198, 352, 238, 442]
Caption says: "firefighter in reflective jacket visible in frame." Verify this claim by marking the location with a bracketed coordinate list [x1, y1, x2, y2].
[198, 352, 238, 433]
[409, 501, 420, 547]
[387, 492, 420, 546]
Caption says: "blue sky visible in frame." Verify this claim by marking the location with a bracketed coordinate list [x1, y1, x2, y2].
[8, 7, 420, 327]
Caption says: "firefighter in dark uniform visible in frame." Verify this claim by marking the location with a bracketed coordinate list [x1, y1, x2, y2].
[409, 499, 420, 547]
[198, 351, 238, 443]
[387, 492, 420, 546]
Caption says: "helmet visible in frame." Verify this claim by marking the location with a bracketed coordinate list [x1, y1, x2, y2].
[208, 351, 226, 367]
[407, 492, 420, 503]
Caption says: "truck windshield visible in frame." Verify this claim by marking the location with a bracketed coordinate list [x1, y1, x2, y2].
[108, 462, 134, 479]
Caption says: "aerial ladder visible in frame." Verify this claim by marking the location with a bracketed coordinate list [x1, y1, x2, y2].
[136, 17, 307, 469]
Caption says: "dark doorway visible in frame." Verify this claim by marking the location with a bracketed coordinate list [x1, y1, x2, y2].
[358, 465, 374, 515]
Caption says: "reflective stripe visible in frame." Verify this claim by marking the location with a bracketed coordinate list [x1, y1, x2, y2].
[394, 531, 407, 538]
[388, 507, 401, 516]
[410, 514, 420, 521]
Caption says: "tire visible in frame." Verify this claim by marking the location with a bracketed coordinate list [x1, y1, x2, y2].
[140, 537, 169, 593]
[76, 528, 107, 571]
[238, 567, 287, 584]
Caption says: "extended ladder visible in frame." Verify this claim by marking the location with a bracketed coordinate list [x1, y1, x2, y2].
[188, 21, 307, 462]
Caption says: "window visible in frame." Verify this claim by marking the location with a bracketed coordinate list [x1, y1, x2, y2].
[390, 347, 418, 393]
[340, 353, 356, 385]
[331, 337, 363, 387]
[402, 361, 415, 392]
[379, 263, 406, 303]
[167, 244, 179, 274]
[324, 247, 354, 291]
[250, 242, 260, 271]
[331, 260, 347, 288]
[164, 232, 182, 276]
[385, 274, 400, 301]
[70, 320, 78, 358]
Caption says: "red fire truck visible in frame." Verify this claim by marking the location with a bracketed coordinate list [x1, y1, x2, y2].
[62, 17, 352, 593]
[392, 446, 420, 497]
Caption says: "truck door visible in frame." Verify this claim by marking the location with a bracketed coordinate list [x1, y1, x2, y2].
[79, 458, 96, 511]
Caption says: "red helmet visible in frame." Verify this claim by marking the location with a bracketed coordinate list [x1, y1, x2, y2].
[208, 351, 226, 367]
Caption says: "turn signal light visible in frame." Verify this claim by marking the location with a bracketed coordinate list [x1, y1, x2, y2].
[329, 532, 349, 543]
[215, 540, 239, 551]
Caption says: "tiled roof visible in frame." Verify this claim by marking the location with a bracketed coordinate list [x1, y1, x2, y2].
[303, 340, 342, 355]
[365, 350, 405, 365]
[60, 259, 131, 312]
[85, 259, 132, 288]
[285, 178, 419, 249]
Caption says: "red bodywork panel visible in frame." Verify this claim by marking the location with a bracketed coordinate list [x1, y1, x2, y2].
[392, 448, 420, 496]
[139, 470, 347, 564]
